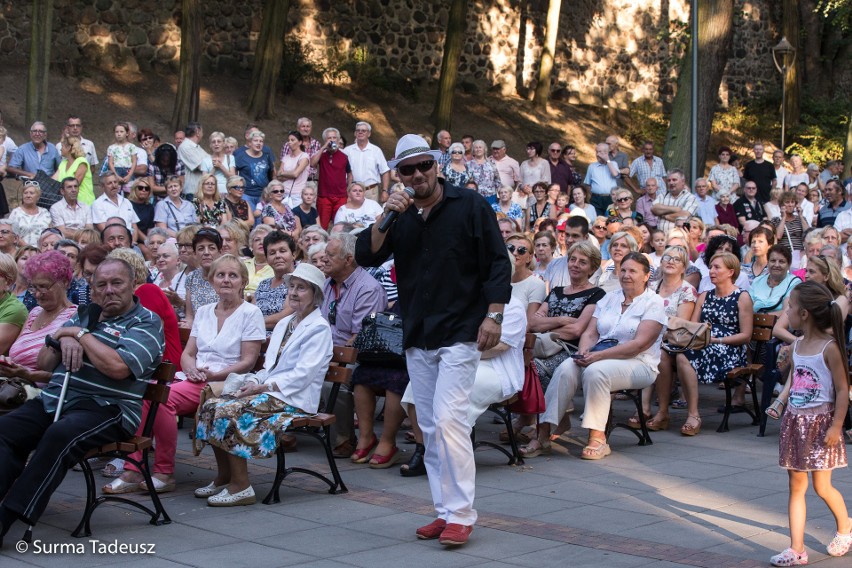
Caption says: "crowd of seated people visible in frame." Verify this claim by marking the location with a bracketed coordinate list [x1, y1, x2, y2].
[1, 112, 851, 522]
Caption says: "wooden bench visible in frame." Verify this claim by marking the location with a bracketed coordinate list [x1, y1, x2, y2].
[262, 345, 356, 504]
[471, 333, 537, 466]
[718, 313, 776, 433]
[71, 361, 176, 538]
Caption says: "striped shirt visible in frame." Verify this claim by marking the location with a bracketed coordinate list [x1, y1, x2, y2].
[40, 298, 165, 433]
[654, 190, 699, 235]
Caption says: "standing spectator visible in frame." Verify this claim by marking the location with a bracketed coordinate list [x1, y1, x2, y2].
[234, 130, 276, 213]
[605, 135, 631, 189]
[311, 127, 351, 229]
[519, 141, 550, 190]
[9, 183, 51, 247]
[105, 122, 137, 192]
[547, 142, 573, 193]
[776, 191, 809, 269]
[694, 178, 718, 225]
[561, 145, 584, 189]
[783, 155, 809, 190]
[489, 140, 520, 189]
[628, 140, 667, 191]
[435, 130, 452, 169]
[651, 169, 699, 235]
[583, 142, 621, 216]
[281, 117, 322, 181]
[817, 179, 850, 228]
[342, 121, 390, 202]
[277, 131, 311, 208]
[442, 143, 472, 187]
[50, 177, 92, 237]
[6, 122, 61, 179]
[743, 142, 776, 203]
[735, 181, 766, 227]
[53, 135, 94, 205]
[468, 140, 501, 201]
[56, 115, 98, 167]
[707, 146, 740, 196]
[177, 122, 211, 204]
[202, 131, 236, 195]
[772, 149, 789, 188]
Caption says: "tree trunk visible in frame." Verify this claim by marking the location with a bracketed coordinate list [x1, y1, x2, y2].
[246, 0, 290, 119]
[430, 0, 468, 145]
[782, 0, 800, 131]
[26, 0, 54, 125]
[662, 0, 734, 180]
[798, 0, 824, 93]
[171, 0, 202, 132]
[532, 0, 562, 109]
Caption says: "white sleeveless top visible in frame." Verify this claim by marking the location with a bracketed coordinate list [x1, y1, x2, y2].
[789, 339, 836, 409]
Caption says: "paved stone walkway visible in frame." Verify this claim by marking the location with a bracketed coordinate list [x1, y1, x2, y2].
[2, 387, 851, 567]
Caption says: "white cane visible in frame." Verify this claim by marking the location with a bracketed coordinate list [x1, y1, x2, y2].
[53, 370, 72, 422]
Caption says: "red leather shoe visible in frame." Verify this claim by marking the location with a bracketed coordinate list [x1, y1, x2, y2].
[350, 436, 378, 464]
[439, 523, 473, 546]
[415, 518, 446, 540]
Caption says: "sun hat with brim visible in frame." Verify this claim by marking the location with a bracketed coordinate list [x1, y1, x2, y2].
[387, 134, 443, 170]
[285, 263, 326, 294]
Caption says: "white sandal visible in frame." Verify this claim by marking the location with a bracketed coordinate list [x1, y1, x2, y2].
[194, 481, 227, 498]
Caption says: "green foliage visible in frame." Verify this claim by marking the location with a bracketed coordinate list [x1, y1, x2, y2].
[624, 100, 668, 148]
[278, 39, 325, 95]
[816, 0, 852, 30]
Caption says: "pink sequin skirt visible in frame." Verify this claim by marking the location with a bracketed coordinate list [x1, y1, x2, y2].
[779, 403, 847, 471]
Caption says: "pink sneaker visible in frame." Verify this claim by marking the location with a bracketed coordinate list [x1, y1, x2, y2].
[770, 547, 808, 566]
[827, 520, 852, 557]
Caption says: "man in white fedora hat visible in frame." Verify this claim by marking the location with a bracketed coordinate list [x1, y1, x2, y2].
[355, 134, 512, 547]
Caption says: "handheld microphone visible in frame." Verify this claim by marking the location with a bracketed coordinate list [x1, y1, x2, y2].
[377, 187, 416, 233]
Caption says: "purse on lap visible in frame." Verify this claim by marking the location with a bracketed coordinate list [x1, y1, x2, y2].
[662, 316, 711, 352]
[353, 311, 406, 367]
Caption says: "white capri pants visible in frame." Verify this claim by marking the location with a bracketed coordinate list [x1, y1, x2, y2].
[406, 342, 480, 526]
[543, 357, 657, 432]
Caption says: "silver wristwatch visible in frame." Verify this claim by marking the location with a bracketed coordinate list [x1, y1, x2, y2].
[485, 312, 504, 325]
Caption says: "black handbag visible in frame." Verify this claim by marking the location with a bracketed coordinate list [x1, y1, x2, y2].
[0, 378, 28, 414]
[353, 311, 406, 367]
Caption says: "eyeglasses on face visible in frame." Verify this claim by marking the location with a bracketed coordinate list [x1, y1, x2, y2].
[506, 244, 529, 255]
[616, 197, 632, 203]
[450, 150, 463, 155]
[270, 189, 285, 195]
[593, 225, 606, 231]
[397, 160, 435, 176]
[28, 281, 58, 295]
[661, 254, 684, 264]
[30, 130, 46, 135]
[177, 242, 193, 249]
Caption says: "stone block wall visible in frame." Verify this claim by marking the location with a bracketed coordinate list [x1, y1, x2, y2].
[0, 0, 803, 108]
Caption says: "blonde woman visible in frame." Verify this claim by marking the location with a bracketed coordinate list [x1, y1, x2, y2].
[9, 182, 51, 247]
[194, 173, 232, 227]
[203, 131, 236, 195]
[53, 135, 94, 205]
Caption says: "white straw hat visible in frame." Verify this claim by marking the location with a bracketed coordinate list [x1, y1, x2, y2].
[285, 263, 326, 293]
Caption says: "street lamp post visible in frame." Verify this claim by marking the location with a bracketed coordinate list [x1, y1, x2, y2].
[772, 37, 796, 154]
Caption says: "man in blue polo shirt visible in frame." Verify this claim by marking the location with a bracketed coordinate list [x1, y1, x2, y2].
[5, 122, 61, 179]
[0, 258, 164, 544]
[583, 142, 621, 216]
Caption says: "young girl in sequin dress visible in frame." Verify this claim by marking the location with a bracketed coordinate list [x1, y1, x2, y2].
[765, 281, 851, 566]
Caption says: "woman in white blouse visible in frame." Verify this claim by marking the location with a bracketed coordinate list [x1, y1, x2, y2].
[521, 252, 666, 460]
[707, 147, 740, 196]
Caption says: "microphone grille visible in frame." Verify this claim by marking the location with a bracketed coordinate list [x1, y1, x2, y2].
[403, 187, 415, 197]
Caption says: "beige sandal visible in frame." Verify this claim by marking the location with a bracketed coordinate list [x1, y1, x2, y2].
[580, 438, 611, 460]
[519, 438, 552, 458]
[680, 415, 702, 436]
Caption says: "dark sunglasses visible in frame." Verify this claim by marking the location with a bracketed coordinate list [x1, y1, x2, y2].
[270, 189, 285, 194]
[450, 150, 463, 155]
[616, 196, 632, 203]
[136, 186, 151, 191]
[398, 160, 435, 176]
[593, 225, 606, 230]
[328, 299, 337, 326]
[230, 185, 245, 190]
[507, 244, 529, 255]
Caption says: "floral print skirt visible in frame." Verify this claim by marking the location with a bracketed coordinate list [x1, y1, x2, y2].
[195, 394, 309, 459]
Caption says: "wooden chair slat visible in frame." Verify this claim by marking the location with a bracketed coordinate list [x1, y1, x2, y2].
[332, 346, 358, 365]
[326, 366, 353, 384]
[144, 383, 171, 404]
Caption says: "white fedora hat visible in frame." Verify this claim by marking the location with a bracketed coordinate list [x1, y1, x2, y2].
[387, 134, 443, 170]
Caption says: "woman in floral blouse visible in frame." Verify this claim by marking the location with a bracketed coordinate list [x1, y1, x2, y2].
[194, 173, 231, 227]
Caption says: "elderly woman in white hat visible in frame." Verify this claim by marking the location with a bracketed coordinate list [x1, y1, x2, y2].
[194, 263, 333, 506]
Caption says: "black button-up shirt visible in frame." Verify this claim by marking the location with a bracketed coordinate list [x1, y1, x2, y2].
[355, 181, 512, 350]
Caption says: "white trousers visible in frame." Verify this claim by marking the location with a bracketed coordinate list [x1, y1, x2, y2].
[406, 343, 480, 526]
[467, 359, 509, 427]
[543, 358, 656, 432]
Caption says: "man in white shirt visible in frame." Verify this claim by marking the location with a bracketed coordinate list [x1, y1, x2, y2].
[693, 178, 717, 225]
[177, 122, 210, 198]
[342, 121, 390, 203]
[489, 140, 520, 189]
[772, 149, 789, 190]
[91, 173, 140, 241]
[50, 177, 92, 237]
[56, 115, 98, 167]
